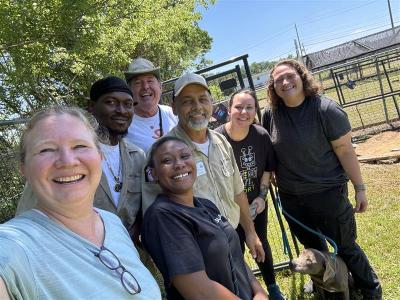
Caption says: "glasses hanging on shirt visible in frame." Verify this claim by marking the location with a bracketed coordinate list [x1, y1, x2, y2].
[93, 245, 141, 295]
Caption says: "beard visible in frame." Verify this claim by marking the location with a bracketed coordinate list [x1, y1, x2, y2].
[187, 118, 209, 131]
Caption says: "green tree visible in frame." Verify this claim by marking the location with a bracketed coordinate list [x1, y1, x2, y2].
[0, 0, 215, 117]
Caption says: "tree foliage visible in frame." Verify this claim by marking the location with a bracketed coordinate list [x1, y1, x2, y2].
[0, 0, 215, 117]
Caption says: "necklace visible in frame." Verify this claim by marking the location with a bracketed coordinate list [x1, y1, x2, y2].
[103, 151, 122, 192]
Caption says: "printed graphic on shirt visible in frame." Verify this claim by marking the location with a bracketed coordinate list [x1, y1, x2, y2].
[214, 214, 223, 224]
[239, 146, 258, 194]
[150, 126, 161, 139]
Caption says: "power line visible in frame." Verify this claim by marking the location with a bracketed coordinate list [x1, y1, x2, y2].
[304, 22, 399, 47]
[299, 13, 392, 43]
[296, 0, 378, 27]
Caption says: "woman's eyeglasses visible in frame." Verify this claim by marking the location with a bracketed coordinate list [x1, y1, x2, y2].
[273, 73, 298, 85]
[94, 245, 141, 295]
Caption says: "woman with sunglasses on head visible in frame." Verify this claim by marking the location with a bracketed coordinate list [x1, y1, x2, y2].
[142, 136, 268, 300]
[262, 59, 381, 299]
[215, 89, 285, 300]
[0, 106, 161, 300]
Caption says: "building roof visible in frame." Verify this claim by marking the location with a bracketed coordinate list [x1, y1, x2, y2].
[303, 26, 400, 71]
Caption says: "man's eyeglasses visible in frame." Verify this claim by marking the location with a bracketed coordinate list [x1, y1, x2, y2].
[94, 245, 141, 295]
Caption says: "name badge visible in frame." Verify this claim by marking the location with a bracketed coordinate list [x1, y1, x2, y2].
[196, 161, 206, 176]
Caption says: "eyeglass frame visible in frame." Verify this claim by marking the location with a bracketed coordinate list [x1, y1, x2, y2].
[93, 245, 142, 295]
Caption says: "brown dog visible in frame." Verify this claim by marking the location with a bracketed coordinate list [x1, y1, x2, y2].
[290, 248, 350, 300]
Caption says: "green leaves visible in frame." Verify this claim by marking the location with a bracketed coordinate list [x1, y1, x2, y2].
[0, 0, 214, 115]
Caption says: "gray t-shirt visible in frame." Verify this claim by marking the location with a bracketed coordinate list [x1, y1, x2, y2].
[262, 95, 351, 195]
[0, 209, 161, 300]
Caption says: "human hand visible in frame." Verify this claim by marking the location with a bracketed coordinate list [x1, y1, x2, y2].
[252, 197, 266, 214]
[354, 190, 368, 213]
[245, 232, 265, 263]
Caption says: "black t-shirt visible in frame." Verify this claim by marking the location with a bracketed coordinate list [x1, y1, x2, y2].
[215, 124, 276, 202]
[262, 95, 351, 195]
[142, 195, 253, 300]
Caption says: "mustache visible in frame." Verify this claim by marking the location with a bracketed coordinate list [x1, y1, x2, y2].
[189, 111, 209, 118]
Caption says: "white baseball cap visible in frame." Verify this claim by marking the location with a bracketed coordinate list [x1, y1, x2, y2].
[173, 73, 209, 97]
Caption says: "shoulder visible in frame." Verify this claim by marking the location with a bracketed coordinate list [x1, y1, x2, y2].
[209, 129, 230, 145]
[213, 124, 226, 135]
[166, 125, 182, 139]
[316, 95, 349, 121]
[159, 104, 174, 115]
[144, 195, 174, 218]
[315, 95, 340, 112]
[121, 139, 146, 156]
[0, 213, 43, 256]
[213, 124, 230, 141]
[251, 124, 269, 136]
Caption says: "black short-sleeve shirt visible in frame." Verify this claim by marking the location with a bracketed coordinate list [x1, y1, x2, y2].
[216, 124, 276, 202]
[262, 95, 351, 195]
[142, 195, 253, 300]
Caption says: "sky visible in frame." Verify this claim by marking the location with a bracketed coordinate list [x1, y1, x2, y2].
[198, 0, 400, 65]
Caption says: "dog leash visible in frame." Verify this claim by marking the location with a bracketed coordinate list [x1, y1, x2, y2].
[274, 186, 338, 256]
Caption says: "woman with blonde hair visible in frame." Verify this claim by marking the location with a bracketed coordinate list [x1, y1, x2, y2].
[0, 106, 160, 300]
[262, 59, 381, 299]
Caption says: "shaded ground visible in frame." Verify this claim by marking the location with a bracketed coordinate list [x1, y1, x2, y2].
[355, 130, 400, 162]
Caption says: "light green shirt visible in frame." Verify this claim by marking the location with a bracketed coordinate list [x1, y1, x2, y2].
[0, 209, 161, 300]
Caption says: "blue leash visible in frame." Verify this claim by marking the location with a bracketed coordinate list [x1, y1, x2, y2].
[274, 187, 338, 256]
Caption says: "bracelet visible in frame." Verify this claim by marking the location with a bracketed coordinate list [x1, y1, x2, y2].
[258, 190, 268, 200]
[353, 183, 366, 192]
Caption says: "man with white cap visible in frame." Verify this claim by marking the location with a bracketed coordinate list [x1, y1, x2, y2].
[124, 58, 178, 153]
[165, 72, 265, 262]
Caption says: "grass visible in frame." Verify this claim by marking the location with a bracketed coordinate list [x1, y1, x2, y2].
[245, 162, 400, 299]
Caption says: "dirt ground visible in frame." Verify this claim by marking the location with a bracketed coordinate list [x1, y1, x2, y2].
[355, 130, 400, 162]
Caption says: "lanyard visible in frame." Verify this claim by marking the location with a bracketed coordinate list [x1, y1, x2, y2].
[158, 106, 163, 137]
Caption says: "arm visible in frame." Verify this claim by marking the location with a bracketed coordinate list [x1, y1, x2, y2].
[251, 171, 272, 214]
[172, 271, 240, 300]
[245, 265, 268, 300]
[234, 191, 265, 262]
[0, 277, 11, 300]
[331, 132, 367, 213]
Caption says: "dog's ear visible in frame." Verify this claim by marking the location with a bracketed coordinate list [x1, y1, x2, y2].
[323, 253, 336, 282]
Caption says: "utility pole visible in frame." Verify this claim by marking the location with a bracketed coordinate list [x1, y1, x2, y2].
[294, 24, 302, 56]
[294, 39, 301, 60]
[387, 0, 394, 30]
